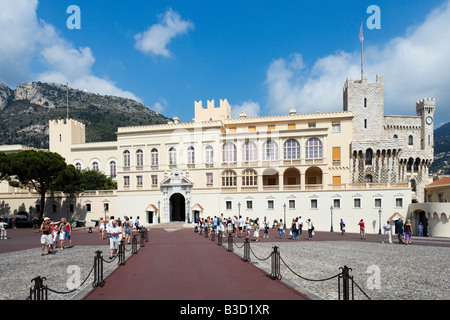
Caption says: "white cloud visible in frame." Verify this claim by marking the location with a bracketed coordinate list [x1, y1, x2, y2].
[264, 0, 450, 123]
[134, 8, 193, 57]
[0, 0, 140, 101]
[151, 98, 168, 113]
[231, 100, 261, 119]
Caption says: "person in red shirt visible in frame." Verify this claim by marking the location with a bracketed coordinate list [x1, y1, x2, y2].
[358, 219, 366, 240]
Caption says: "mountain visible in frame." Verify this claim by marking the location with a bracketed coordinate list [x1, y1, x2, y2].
[430, 122, 450, 175]
[0, 81, 171, 149]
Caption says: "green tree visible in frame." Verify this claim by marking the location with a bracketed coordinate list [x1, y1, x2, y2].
[5, 150, 67, 220]
[79, 169, 117, 191]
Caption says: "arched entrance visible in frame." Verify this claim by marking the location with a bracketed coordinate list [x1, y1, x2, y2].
[170, 193, 186, 222]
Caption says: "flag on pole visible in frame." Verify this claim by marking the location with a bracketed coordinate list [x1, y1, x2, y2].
[359, 20, 364, 43]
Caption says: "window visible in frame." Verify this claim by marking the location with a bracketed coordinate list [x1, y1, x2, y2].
[263, 140, 278, 160]
[268, 125, 276, 131]
[364, 98, 367, 108]
[289, 199, 295, 209]
[187, 146, 195, 165]
[246, 200, 253, 210]
[151, 175, 158, 186]
[222, 170, 237, 187]
[222, 142, 237, 163]
[124, 176, 130, 187]
[305, 138, 322, 159]
[308, 122, 316, 128]
[365, 175, 373, 183]
[136, 175, 143, 187]
[375, 198, 382, 208]
[353, 198, 361, 208]
[332, 147, 341, 165]
[332, 121, 341, 132]
[103, 203, 109, 212]
[110, 161, 116, 178]
[86, 203, 91, 212]
[123, 150, 130, 167]
[284, 139, 300, 160]
[205, 146, 214, 164]
[267, 200, 274, 209]
[364, 119, 367, 129]
[242, 169, 257, 186]
[333, 199, 341, 208]
[395, 198, 403, 208]
[92, 162, 99, 171]
[408, 135, 413, 146]
[248, 126, 256, 132]
[438, 194, 444, 203]
[242, 141, 257, 161]
[365, 149, 373, 165]
[333, 176, 341, 185]
[229, 127, 236, 133]
[169, 147, 177, 165]
[226, 201, 232, 210]
[52, 204, 57, 213]
[288, 124, 296, 130]
[310, 199, 318, 209]
[206, 173, 213, 184]
[136, 149, 143, 167]
[151, 148, 159, 167]
[75, 162, 82, 170]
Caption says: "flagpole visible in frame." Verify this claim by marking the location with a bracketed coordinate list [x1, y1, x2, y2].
[360, 19, 364, 81]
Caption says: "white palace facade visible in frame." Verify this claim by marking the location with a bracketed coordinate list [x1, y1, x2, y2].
[2, 73, 447, 236]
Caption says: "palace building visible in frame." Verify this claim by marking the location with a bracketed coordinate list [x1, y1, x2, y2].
[1, 73, 446, 235]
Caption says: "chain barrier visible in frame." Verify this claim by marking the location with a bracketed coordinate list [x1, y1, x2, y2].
[27, 229, 147, 300]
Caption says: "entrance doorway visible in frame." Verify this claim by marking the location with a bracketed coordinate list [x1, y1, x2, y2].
[419, 211, 428, 237]
[170, 193, 186, 222]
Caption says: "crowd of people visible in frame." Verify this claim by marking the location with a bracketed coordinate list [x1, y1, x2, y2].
[196, 214, 316, 241]
[39, 217, 72, 256]
[99, 215, 141, 259]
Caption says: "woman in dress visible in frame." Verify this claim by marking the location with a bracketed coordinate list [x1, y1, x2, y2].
[404, 220, 413, 245]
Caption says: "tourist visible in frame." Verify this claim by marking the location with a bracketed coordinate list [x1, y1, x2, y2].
[65, 219, 72, 248]
[307, 219, 314, 240]
[238, 216, 244, 238]
[245, 217, 251, 238]
[123, 217, 131, 244]
[135, 216, 140, 230]
[59, 218, 67, 250]
[263, 216, 269, 239]
[278, 219, 285, 239]
[381, 220, 392, 244]
[404, 220, 413, 245]
[340, 219, 346, 235]
[40, 218, 60, 255]
[0, 218, 7, 240]
[99, 217, 106, 240]
[358, 219, 366, 240]
[418, 222, 424, 237]
[290, 218, 297, 240]
[395, 218, 404, 244]
[232, 215, 237, 236]
[253, 217, 260, 242]
[107, 219, 122, 259]
[51, 221, 60, 248]
[298, 216, 303, 235]
[129, 216, 134, 229]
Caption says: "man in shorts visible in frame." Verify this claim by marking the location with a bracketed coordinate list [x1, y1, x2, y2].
[107, 219, 122, 259]
[40, 218, 60, 255]
[358, 219, 366, 240]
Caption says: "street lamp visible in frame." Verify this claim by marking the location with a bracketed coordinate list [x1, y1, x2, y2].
[238, 202, 241, 216]
[283, 203, 286, 229]
[330, 205, 334, 232]
[157, 200, 161, 224]
[378, 208, 382, 235]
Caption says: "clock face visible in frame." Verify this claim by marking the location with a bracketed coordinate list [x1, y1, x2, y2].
[426, 116, 433, 125]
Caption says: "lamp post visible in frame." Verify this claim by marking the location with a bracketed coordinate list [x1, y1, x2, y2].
[283, 203, 286, 229]
[378, 208, 382, 235]
[238, 202, 241, 216]
[157, 200, 161, 224]
[330, 205, 334, 232]
[187, 199, 190, 224]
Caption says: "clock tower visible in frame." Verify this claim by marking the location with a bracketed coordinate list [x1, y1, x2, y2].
[416, 97, 435, 155]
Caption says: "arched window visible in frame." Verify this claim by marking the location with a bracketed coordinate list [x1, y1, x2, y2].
[75, 162, 82, 171]
[169, 147, 177, 166]
[242, 141, 257, 161]
[123, 150, 130, 167]
[205, 145, 214, 164]
[222, 142, 236, 163]
[222, 170, 237, 187]
[365, 149, 373, 165]
[305, 138, 322, 159]
[151, 148, 159, 167]
[365, 175, 373, 183]
[242, 169, 257, 186]
[263, 140, 278, 160]
[187, 146, 195, 164]
[408, 135, 413, 146]
[136, 149, 143, 167]
[283, 139, 300, 160]
[110, 161, 116, 178]
[92, 162, 99, 172]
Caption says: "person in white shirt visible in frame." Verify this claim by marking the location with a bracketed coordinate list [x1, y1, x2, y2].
[381, 220, 392, 244]
[0, 218, 7, 239]
[238, 216, 244, 238]
[107, 220, 122, 259]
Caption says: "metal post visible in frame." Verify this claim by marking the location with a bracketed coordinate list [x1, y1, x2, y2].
[132, 235, 138, 254]
[330, 205, 334, 232]
[270, 246, 282, 280]
[30, 276, 48, 300]
[118, 240, 126, 266]
[217, 231, 223, 246]
[243, 237, 251, 262]
[93, 250, 104, 287]
[140, 230, 145, 247]
[378, 208, 382, 235]
[227, 233, 233, 252]
[211, 229, 216, 241]
[340, 265, 353, 300]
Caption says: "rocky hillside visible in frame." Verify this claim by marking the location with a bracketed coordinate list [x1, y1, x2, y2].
[0, 81, 171, 148]
[430, 122, 450, 175]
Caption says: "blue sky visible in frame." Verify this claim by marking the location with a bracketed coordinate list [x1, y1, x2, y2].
[1, 0, 449, 127]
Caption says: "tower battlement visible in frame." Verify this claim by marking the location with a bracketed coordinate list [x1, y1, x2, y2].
[194, 98, 231, 122]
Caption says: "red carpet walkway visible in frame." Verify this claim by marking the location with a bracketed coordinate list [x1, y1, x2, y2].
[82, 228, 310, 300]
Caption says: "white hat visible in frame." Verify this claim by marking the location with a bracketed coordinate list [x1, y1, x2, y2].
[44, 217, 50, 221]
